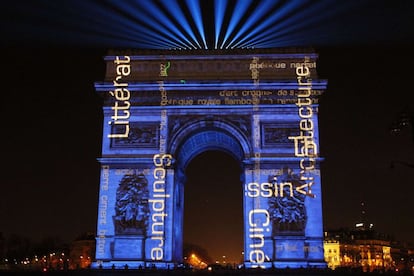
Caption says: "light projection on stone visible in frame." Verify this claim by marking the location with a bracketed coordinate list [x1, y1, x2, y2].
[93, 48, 327, 269]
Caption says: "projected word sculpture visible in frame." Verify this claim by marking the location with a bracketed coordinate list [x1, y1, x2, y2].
[93, 49, 327, 269]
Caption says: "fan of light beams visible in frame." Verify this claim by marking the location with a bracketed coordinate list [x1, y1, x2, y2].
[2, 0, 407, 49]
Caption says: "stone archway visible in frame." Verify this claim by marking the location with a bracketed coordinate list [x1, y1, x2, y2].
[169, 120, 250, 264]
[93, 49, 327, 269]
[183, 150, 244, 265]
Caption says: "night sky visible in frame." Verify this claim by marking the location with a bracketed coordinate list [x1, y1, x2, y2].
[1, 0, 414, 263]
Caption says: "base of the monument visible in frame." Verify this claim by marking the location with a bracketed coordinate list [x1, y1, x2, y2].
[92, 260, 175, 269]
[273, 260, 327, 269]
[274, 236, 306, 260]
[243, 260, 326, 269]
[113, 236, 144, 259]
[271, 236, 326, 269]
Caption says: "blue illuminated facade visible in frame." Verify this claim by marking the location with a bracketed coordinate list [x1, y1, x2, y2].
[93, 48, 327, 269]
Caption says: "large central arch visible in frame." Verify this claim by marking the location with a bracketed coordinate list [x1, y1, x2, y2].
[171, 117, 249, 167]
[170, 118, 248, 263]
[93, 49, 327, 269]
[184, 149, 243, 264]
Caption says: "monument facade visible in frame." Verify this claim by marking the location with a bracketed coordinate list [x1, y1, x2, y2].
[93, 48, 327, 269]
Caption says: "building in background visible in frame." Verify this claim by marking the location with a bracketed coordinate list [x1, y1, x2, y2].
[69, 232, 95, 269]
[323, 239, 340, 270]
[323, 228, 405, 273]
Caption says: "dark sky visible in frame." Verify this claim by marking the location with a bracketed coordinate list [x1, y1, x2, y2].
[1, 0, 414, 263]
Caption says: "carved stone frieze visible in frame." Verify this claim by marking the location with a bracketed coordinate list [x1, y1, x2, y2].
[113, 173, 150, 235]
[262, 124, 300, 146]
[111, 122, 159, 148]
[268, 167, 307, 235]
[168, 115, 251, 138]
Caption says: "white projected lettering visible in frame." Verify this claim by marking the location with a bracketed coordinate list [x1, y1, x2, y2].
[158, 63, 168, 152]
[101, 165, 109, 191]
[158, 78, 168, 106]
[149, 154, 172, 261]
[97, 229, 106, 255]
[248, 57, 269, 268]
[248, 209, 270, 266]
[290, 61, 316, 69]
[250, 57, 288, 86]
[250, 57, 260, 85]
[92, 51, 328, 269]
[197, 98, 221, 105]
[108, 56, 131, 139]
[224, 97, 259, 105]
[98, 195, 108, 225]
[246, 180, 319, 198]
[150, 63, 173, 262]
[96, 165, 110, 258]
[287, 58, 317, 198]
[246, 182, 296, 198]
[159, 109, 167, 153]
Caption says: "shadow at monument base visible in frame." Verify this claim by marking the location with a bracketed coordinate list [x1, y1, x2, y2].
[0, 268, 401, 276]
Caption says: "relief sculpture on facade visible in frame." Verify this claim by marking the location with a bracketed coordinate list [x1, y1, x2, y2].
[113, 173, 150, 235]
[111, 123, 158, 148]
[268, 167, 307, 235]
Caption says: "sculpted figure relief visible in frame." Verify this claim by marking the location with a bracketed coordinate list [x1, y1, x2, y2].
[113, 173, 149, 235]
[268, 167, 307, 235]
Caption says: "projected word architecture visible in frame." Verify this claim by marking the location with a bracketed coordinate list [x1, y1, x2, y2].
[289, 58, 317, 198]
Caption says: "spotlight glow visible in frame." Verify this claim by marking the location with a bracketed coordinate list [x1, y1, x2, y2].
[213, 0, 226, 49]
[3, 0, 407, 49]
[220, 0, 253, 49]
[185, 0, 208, 49]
